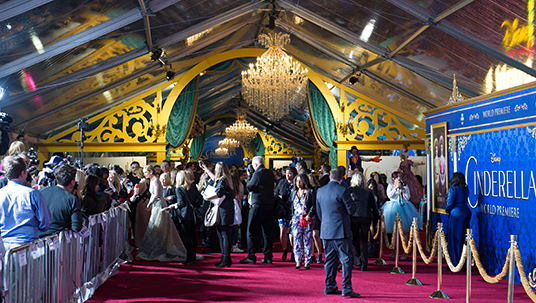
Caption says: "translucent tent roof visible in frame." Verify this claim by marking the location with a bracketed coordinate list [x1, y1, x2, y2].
[1, 0, 535, 150]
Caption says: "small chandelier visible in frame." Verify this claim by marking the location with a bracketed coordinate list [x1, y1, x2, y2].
[242, 32, 308, 121]
[218, 137, 239, 151]
[215, 147, 228, 156]
[226, 108, 258, 143]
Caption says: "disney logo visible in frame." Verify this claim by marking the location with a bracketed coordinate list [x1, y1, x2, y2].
[490, 153, 501, 165]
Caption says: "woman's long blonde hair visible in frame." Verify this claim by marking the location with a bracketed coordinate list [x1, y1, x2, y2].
[175, 170, 191, 190]
[214, 162, 233, 190]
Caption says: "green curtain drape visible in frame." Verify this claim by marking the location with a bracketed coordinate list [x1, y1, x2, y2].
[252, 135, 264, 157]
[309, 81, 337, 168]
[166, 78, 198, 147]
[190, 127, 206, 160]
[207, 60, 234, 72]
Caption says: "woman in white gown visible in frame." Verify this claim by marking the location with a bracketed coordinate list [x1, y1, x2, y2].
[136, 165, 187, 262]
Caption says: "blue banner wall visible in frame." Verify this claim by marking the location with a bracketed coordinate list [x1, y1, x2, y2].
[201, 135, 245, 166]
[426, 84, 536, 287]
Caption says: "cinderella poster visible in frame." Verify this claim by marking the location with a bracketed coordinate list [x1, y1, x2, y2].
[431, 122, 448, 214]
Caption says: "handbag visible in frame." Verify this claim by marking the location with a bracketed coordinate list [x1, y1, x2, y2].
[233, 199, 242, 225]
[204, 184, 226, 206]
[298, 190, 313, 228]
[204, 204, 220, 227]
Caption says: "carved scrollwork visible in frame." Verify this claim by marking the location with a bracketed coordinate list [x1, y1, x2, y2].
[342, 100, 425, 141]
[265, 134, 307, 155]
[57, 94, 163, 143]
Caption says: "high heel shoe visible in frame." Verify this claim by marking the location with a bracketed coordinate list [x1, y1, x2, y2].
[295, 263, 301, 269]
[304, 264, 310, 270]
[282, 249, 288, 261]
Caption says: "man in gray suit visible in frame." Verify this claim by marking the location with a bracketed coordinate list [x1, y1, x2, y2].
[316, 168, 359, 298]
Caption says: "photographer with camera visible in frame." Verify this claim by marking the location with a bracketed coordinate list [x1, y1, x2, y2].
[382, 171, 422, 260]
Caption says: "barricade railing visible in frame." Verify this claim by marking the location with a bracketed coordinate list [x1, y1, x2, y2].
[372, 215, 536, 302]
[1, 202, 131, 303]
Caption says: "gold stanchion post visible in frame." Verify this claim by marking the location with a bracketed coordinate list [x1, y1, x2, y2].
[466, 229, 472, 303]
[406, 218, 423, 285]
[374, 210, 388, 266]
[430, 223, 449, 299]
[507, 235, 517, 303]
[390, 213, 404, 274]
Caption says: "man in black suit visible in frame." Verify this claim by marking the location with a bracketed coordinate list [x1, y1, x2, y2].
[240, 156, 275, 264]
[319, 164, 330, 187]
[316, 168, 359, 298]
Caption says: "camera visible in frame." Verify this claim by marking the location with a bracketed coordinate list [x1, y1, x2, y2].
[28, 146, 39, 166]
[400, 180, 406, 186]
[77, 118, 88, 130]
[0, 112, 13, 133]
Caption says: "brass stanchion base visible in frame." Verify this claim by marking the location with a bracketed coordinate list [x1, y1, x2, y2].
[430, 290, 450, 299]
[390, 266, 405, 274]
[405, 278, 423, 285]
[373, 258, 388, 266]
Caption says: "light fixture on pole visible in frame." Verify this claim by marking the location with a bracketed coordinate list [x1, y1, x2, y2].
[241, 32, 308, 121]
[225, 108, 258, 144]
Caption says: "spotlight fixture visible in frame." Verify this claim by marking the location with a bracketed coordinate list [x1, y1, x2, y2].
[151, 48, 164, 61]
[349, 76, 358, 85]
[166, 71, 175, 81]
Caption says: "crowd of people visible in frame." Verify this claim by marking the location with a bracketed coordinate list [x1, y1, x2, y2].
[1, 140, 473, 299]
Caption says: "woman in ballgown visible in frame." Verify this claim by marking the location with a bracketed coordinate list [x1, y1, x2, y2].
[398, 146, 424, 208]
[136, 165, 187, 262]
[382, 171, 422, 259]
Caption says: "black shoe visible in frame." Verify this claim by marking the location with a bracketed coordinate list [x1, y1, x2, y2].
[325, 290, 342, 295]
[215, 259, 232, 268]
[282, 249, 288, 261]
[295, 264, 301, 269]
[239, 258, 256, 264]
[342, 291, 360, 298]
[290, 252, 295, 262]
[317, 254, 323, 264]
[260, 258, 273, 264]
[361, 265, 367, 272]
[181, 261, 196, 266]
[303, 264, 310, 270]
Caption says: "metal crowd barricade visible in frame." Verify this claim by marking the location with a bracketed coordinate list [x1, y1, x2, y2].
[1, 203, 130, 303]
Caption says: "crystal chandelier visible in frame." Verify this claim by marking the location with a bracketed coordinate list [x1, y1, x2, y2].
[218, 137, 239, 151]
[215, 147, 228, 156]
[242, 32, 308, 121]
[225, 108, 258, 143]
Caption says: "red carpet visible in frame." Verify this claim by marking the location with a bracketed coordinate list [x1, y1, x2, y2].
[86, 245, 532, 302]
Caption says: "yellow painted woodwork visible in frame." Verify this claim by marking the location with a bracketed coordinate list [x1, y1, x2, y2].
[264, 134, 309, 156]
[42, 48, 426, 165]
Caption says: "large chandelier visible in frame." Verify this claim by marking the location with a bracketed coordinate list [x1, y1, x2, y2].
[218, 137, 239, 151]
[242, 32, 308, 121]
[225, 108, 258, 143]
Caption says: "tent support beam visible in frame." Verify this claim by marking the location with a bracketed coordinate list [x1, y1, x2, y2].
[0, 0, 184, 80]
[386, 0, 536, 78]
[0, 0, 53, 23]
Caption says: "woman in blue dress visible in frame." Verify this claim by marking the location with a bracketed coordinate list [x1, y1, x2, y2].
[383, 172, 422, 259]
[445, 172, 470, 267]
